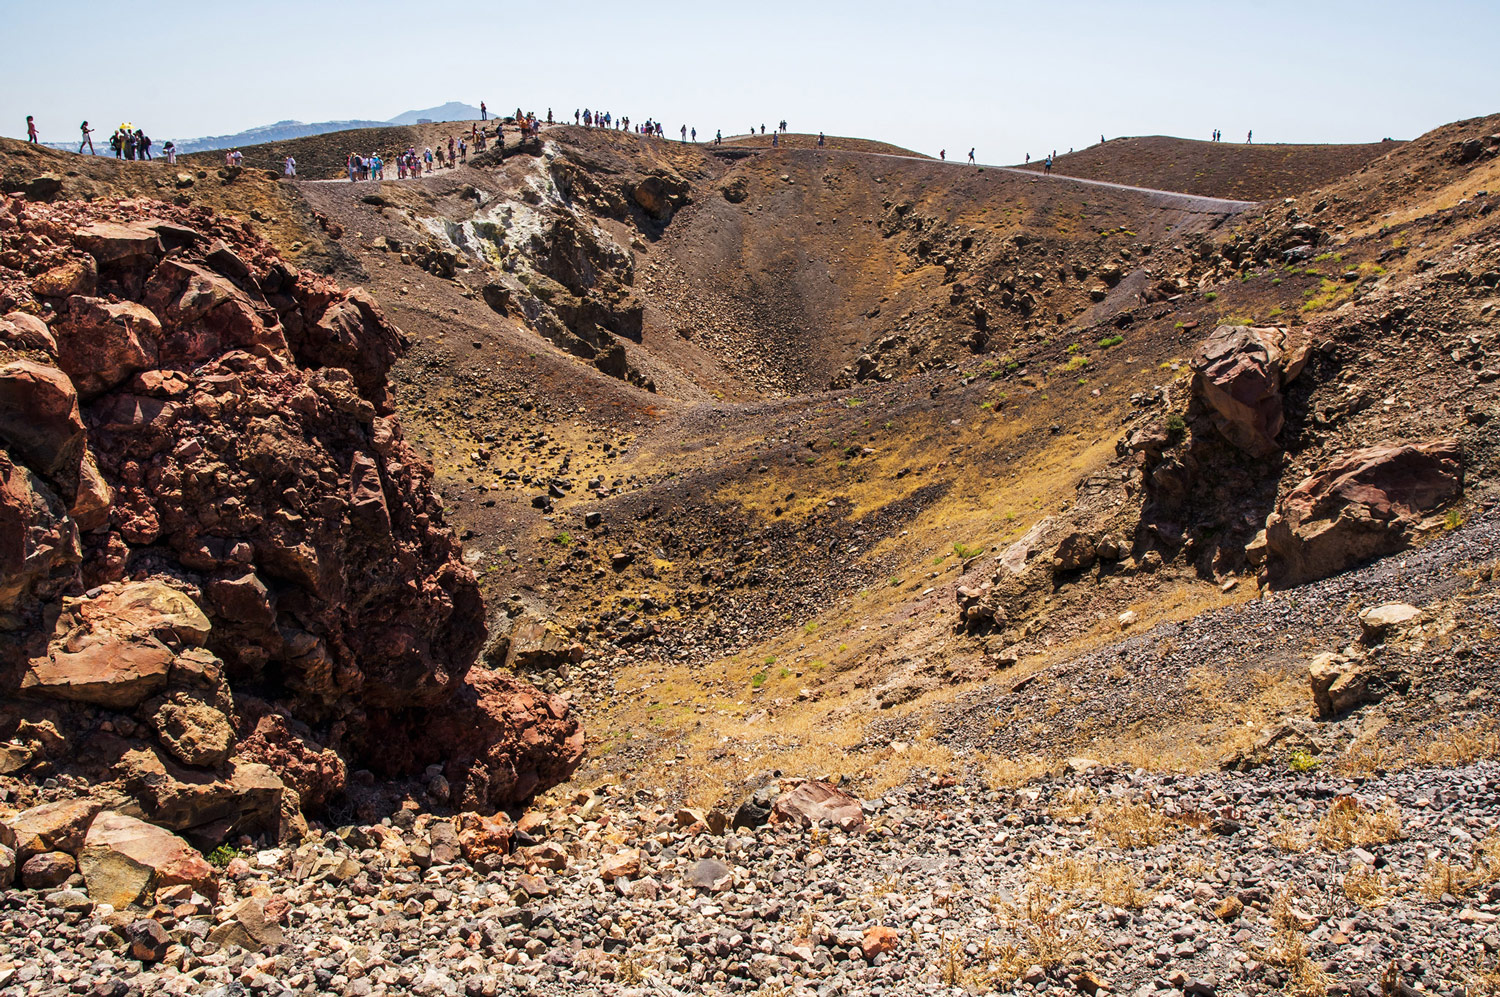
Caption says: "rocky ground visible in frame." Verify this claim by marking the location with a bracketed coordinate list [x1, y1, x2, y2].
[2, 762, 1498, 997]
[2, 109, 1500, 997]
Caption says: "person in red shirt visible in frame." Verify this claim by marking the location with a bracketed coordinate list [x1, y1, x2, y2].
[26, 116, 38, 144]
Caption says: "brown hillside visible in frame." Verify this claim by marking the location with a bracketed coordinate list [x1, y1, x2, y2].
[1016, 134, 1400, 200]
[719, 132, 929, 157]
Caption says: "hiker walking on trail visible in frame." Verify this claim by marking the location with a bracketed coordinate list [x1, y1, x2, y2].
[137, 130, 152, 160]
[124, 130, 137, 160]
[681, 124, 687, 142]
[772, 131, 778, 147]
[26, 117, 38, 144]
[447, 136, 456, 166]
[1044, 154, 1053, 175]
[79, 121, 94, 154]
[163, 141, 176, 165]
[691, 127, 697, 142]
[284, 155, 295, 177]
[347, 154, 357, 182]
[715, 129, 722, 146]
[780, 119, 787, 133]
[967, 147, 975, 164]
[1247, 130, 1253, 143]
[940, 149, 946, 160]
[818, 131, 825, 147]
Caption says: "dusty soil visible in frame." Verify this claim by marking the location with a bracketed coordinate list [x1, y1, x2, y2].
[1016, 136, 1401, 200]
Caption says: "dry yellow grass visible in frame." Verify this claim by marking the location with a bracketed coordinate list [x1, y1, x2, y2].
[1315, 796, 1403, 850]
[1260, 890, 1330, 997]
[1336, 715, 1500, 776]
[1031, 854, 1152, 911]
[1420, 831, 1500, 900]
[1092, 801, 1174, 849]
[1343, 865, 1398, 908]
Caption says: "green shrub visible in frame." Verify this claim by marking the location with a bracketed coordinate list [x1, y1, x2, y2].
[207, 844, 243, 868]
[953, 542, 985, 560]
[1288, 749, 1320, 774]
[1097, 335, 1124, 348]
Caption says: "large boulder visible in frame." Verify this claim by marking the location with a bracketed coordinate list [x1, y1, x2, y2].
[362, 668, 584, 811]
[3, 798, 102, 861]
[0, 451, 80, 616]
[771, 781, 866, 832]
[0, 359, 86, 479]
[115, 747, 283, 844]
[23, 636, 174, 708]
[1265, 439, 1463, 587]
[21, 582, 212, 708]
[0, 311, 59, 354]
[54, 297, 161, 399]
[630, 174, 690, 221]
[149, 691, 235, 767]
[1191, 325, 1311, 456]
[77, 811, 216, 908]
[72, 222, 163, 269]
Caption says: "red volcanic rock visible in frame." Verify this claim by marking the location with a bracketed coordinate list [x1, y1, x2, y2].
[233, 708, 346, 809]
[72, 222, 163, 269]
[0, 191, 580, 827]
[1265, 439, 1463, 587]
[55, 297, 161, 399]
[771, 781, 866, 832]
[0, 450, 80, 616]
[0, 360, 85, 478]
[365, 669, 585, 811]
[78, 811, 217, 907]
[1191, 325, 1311, 457]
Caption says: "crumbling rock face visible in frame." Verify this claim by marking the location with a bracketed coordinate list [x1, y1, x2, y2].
[0, 193, 582, 829]
[1265, 439, 1463, 587]
[1191, 325, 1312, 457]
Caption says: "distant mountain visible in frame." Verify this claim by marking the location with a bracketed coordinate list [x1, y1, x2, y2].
[172, 119, 390, 155]
[39, 104, 488, 157]
[386, 102, 483, 126]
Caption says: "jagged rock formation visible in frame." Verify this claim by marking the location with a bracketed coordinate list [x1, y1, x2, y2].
[0, 193, 581, 841]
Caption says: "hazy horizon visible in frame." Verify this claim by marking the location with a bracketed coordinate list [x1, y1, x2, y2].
[6, 0, 1499, 162]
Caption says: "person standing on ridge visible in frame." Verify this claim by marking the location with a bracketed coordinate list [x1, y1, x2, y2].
[79, 121, 94, 154]
[681, 124, 687, 142]
[284, 155, 296, 177]
[715, 129, 722, 146]
[1044, 154, 1052, 175]
[137, 130, 152, 160]
[818, 131, 825, 147]
[25, 116, 38, 144]
[772, 131, 778, 147]
[480, 101, 487, 121]
[691, 127, 697, 142]
[163, 141, 176, 164]
[967, 147, 975, 164]
[940, 149, 946, 160]
[1247, 130, 1252, 143]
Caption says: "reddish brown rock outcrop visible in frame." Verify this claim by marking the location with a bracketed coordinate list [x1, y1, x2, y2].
[1191, 325, 1312, 457]
[0, 192, 582, 826]
[1265, 439, 1463, 587]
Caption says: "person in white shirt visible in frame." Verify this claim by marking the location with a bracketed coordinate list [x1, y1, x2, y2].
[284, 156, 296, 177]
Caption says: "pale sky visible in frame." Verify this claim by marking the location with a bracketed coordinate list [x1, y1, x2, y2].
[6, 0, 1498, 162]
